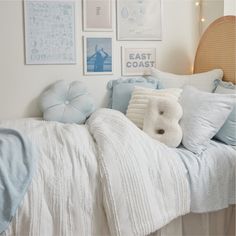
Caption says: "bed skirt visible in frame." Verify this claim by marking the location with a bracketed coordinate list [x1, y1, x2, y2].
[152, 205, 235, 236]
[3, 206, 235, 236]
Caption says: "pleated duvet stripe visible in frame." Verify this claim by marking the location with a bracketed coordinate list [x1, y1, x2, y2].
[88, 109, 190, 236]
[1, 109, 190, 236]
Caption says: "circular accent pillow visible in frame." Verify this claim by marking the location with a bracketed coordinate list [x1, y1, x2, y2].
[40, 80, 95, 124]
[143, 96, 183, 148]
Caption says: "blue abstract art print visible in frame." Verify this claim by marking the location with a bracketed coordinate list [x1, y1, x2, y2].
[84, 37, 113, 75]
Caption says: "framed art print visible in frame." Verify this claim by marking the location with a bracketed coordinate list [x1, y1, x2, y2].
[122, 47, 156, 76]
[83, 0, 112, 31]
[117, 0, 162, 41]
[84, 37, 113, 75]
[24, 0, 76, 64]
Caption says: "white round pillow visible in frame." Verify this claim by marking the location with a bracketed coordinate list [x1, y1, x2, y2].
[143, 97, 183, 148]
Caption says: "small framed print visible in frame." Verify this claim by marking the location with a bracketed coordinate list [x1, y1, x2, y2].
[84, 37, 113, 75]
[122, 47, 156, 76]
[83, 0, 112, 31]
[117, 0, 162, 41]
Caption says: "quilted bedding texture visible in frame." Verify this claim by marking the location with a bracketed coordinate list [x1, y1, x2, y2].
[2, 108, 229, 236]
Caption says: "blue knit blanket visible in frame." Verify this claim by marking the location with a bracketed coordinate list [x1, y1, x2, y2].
[0, 128, 37, 234]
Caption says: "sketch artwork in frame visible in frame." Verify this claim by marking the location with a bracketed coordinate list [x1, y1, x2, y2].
[122, 47, 156, 76]
[24, 0, 76, 65]
[84, 37, 113, 75]
[83, 0, 112, 31]
[117, 0, 162, 41]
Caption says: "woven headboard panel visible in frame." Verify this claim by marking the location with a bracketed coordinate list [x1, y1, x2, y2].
[194, 16, 236, 84]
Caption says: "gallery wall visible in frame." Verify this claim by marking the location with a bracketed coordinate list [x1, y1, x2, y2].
[0, 0, 199, 119]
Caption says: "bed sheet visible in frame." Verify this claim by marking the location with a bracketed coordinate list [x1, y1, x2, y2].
[177, 140, 236, 213]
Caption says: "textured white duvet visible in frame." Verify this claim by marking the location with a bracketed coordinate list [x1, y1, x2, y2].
[1, 109, 190, 236]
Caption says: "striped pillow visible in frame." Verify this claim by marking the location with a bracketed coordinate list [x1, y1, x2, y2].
[126, 87, 182, 129]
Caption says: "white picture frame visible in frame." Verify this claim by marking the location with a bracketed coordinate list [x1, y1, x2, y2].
[83, 36, 113, 75]
[117, 0, 162, 41]
[122, 47, 156, 76]
[83, 0, 113, 32]
[24, 0, 76, 65]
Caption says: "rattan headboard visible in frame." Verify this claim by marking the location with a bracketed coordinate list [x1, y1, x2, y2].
[194, 16, 236, 84]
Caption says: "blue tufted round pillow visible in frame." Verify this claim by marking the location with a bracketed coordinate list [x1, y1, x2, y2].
[39, 80, 95, 124]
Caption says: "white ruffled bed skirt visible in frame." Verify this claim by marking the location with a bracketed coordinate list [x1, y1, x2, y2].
[152, 205, 235, 236]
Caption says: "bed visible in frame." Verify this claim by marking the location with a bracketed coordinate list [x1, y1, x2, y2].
[152, 15, 236, 236]
[0, 16, 235, 236]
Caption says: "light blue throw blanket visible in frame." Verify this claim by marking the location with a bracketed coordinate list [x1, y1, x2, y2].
[0, 129, 37, 234]
[177, 140, 235, 213]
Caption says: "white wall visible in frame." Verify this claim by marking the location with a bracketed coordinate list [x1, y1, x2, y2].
[0, 0, 199, 119]
[224, 0, 236, 15]
[201, 0, 224, 34]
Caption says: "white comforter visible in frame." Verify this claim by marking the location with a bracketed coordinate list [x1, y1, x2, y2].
[1, 109, 190, 236]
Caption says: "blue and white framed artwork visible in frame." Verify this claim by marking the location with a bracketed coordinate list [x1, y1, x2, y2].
[24, 0, 76, 65]
[84, 37, 113, 75]
[117, 0, 162, 41]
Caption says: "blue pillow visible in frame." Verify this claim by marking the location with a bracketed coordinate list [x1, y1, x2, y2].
[107, 76, 161, 114]
[180, 86, 235, 154]
[40, 80, 95, 124]
[214, 80, 236, 145]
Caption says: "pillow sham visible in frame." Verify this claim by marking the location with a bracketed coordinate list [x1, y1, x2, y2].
[126, 86, 182, 129]
[151, 68, 223, 92]
[143, 96, 183, 148]
[214, 80, 236, 145]
[180, 86, 235, 154]
[107, 77, 160, 114]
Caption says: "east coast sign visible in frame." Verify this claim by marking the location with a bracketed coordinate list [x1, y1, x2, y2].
[122, 47, 156, 76]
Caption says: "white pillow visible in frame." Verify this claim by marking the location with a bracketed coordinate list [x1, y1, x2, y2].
[126, 86, 182, 129]
[180, 86, 235, 154]
[151, 68, 223, 92]
[143, 97, 183, 148]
